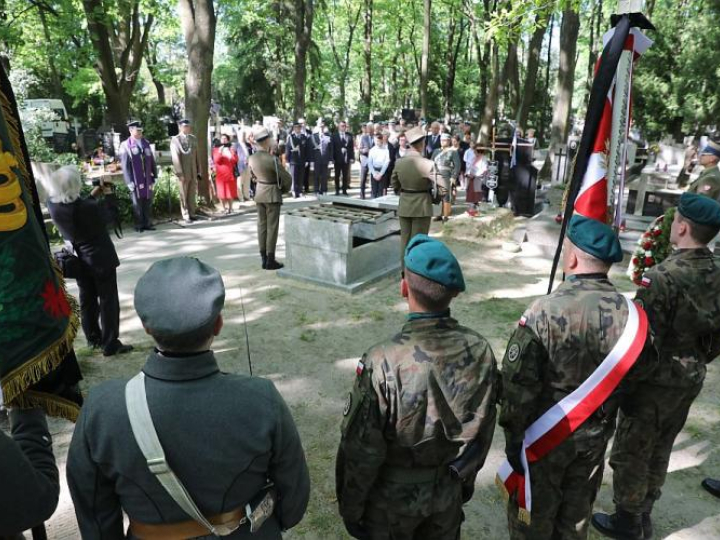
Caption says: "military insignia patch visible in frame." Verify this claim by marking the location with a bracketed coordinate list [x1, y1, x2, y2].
[507, 343, 521, 363]
[343, 393, 352, 416]
[519, 316, 527, 327]
[356, 360, 365, 377]
[703, 184, 712, 192]
[641, 276, 652, 288]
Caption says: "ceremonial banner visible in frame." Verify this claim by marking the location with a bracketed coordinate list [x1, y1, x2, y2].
[0, 63, 82, 420]
[496, 297, 649, 524]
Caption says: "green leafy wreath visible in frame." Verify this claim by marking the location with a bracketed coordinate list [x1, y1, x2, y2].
[631, 207, 675, 285]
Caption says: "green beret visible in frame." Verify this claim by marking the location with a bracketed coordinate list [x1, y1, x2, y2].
[404, 235, 465, 292]
[678, 192, 720, 227]
[567, 215, 624, 263]
[134, 257, 225, 337]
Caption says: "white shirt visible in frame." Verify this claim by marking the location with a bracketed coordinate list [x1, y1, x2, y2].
[368, 145, 391, 177]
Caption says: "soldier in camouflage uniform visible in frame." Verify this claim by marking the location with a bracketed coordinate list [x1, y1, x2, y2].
[431, 133, 461, 223]
[500, 215, 654, 540]
[336, 235, 498, 540]
[687, 140, 720, 202]
[593, 193, 720, 540]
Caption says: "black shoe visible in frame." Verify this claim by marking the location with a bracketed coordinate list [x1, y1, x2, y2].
[642, 513, 653, 539]
[189, 216, 199, 221]
[433, 216, 443, 222]
[702, 477, 720, 499]
[144, 225, 156, 231]
[135, 227, 144, 233]
[265, 253, 284, 270]
[335, 190, 340, 196]
[103, 343, 134, 357]
[591, 510, 643, 540]
[342, 190, 349, 196]
[260, 251, 267, 270]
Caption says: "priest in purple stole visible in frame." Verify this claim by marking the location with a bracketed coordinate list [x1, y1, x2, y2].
[119, 120, 157, 232]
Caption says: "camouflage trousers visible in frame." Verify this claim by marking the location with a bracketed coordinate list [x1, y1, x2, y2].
[610, 383, 703, 514]
[363, 499, 463, 540]
[507, 433, 609, 540]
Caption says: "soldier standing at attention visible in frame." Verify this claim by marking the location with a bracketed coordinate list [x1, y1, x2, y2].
[119, 120, 157, 232]
[170, 119, 200, 224]
[687, 139, 720, 201]
[285, 121, 306, 199]
[391, 125, 437, 269]
[332, 120, 355, 195]
[592, 193, 720, 540]
[431, 133, 461, 223]
[336, 235, 498, 540]
[500, 216, 654, 540]
[67, 257, 310, 539]
[243, 126, 292, 270]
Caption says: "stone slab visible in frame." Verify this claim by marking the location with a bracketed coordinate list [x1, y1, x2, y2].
[278, 262, 400, 294]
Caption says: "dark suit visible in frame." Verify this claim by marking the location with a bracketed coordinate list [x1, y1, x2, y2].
[285, 132, 307, 197]
[0, 409, 59, 537]
[424, 133, 441, 159]
[47, 197, 122, 354]
[310, 132, 334, 195]
[332, 131, 355, 194]
[67, 350, 311, 539]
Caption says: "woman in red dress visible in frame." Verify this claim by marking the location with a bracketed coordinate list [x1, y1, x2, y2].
[212, 134, 239, 214]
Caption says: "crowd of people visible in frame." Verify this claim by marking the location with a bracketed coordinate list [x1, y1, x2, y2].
[4, 115, 720, 540]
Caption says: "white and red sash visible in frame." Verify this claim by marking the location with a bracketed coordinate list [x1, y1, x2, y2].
[496, 296, 648, 524]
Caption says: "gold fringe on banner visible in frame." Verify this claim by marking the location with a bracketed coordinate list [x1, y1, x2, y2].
[495, 473, 532, 526]
[1, 261, 81, 422]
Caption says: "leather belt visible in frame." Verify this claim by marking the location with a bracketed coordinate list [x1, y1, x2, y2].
[400, 188, 431, 194]
[129, 507, 245, 539]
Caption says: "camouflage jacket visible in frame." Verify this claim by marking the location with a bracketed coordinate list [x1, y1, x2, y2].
[335, 313, 498, 522]
[499, 275, 655, 448]
[688, 166, 720, 202]
[635, 248, 720, 388]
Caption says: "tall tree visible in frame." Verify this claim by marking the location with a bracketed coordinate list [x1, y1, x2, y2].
[327, 0, 362, 117]
[420, 0, 431, 119]
[292, 0, 314, 117]
[178, 0, 215, 202]
[81, 0, 154, 127]
[360, 0, 372, 114]
[442, 7, 465, 122]
[548, 7, 580, 155]
[516, 13, 549, 129]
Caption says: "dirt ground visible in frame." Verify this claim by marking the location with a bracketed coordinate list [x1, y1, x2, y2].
[18, 196, 720, 539]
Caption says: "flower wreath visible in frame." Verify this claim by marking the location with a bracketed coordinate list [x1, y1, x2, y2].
[630, 207, 675, 285]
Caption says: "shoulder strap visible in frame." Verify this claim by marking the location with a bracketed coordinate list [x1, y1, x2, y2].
[125, 373, 222, 536]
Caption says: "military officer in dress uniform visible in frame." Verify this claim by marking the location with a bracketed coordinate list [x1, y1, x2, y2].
[592, 193, 720, 540]
[243, 126, 292, 270]
[170, 119, 200, 224]
[66, 257, 310, 539]
[431, 133, 462, 223]
[501, 216, 655, 540]
[336, 235, 498, 540]
[391, 125, 437, 269]
[687, 139, 720, 201]
[285, 122, 306, 198]
[119, 120, 157, 232]
[310, 122, 334, 195]
[332, 120, 355, 195]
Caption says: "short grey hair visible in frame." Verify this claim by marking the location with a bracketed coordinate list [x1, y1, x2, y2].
[46, 166, 82, 204]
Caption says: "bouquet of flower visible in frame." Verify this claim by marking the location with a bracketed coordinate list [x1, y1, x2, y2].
[630, 207, 675, 285]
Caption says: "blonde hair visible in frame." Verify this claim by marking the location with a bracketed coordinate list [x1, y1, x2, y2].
[46, 165, 82, 204]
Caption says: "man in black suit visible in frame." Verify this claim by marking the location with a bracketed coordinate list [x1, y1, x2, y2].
[285, 121, 307, 198]
[332, 120, 355, 195]
[424, 121, 442, 159]
[46, 166, 132, 356]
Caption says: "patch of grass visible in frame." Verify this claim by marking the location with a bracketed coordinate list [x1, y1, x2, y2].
[475, 297, 526, 324]
[368, 310, 385, 322]
[300, 329, 317, 342]
[266, 288, 288, 301]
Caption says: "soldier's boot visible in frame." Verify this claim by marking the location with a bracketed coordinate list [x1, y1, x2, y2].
[260, 251, 267, 269]
[265, 253, 284, 270]
[591, 508, 643, 540]
[642, 512, 653, 539]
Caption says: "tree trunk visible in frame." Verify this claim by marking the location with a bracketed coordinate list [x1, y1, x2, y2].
[145, 45, 166, 105]
[361, 0, 373, 114]
[502, 40, 520, 119]
[178, 0, 216, 203]
[443, 14, 464, 123]
[420, 0, 431, 119]
[82, 0, 153, 128]
[479, 42, 500, 144]
[549, 8, 580, 151]
[292, 0, 314, 118]
[516, 15, 548, 129]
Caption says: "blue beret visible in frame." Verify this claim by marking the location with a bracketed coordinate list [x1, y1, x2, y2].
[404, 235, 465, 292]
[134, 257, 225, 337]
[567, 215, 624, 263]
[678, 192, 720, 227]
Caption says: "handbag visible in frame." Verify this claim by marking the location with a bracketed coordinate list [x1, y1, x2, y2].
[53, 247, 88, 280]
